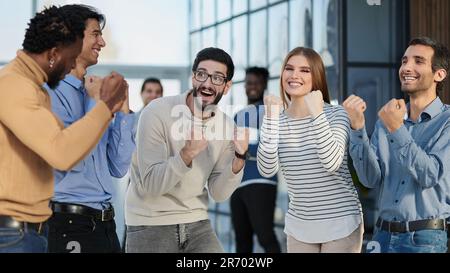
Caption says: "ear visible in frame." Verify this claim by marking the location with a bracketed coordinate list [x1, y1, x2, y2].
[434, 68, 447, 83]
[47, 47, 60, 63]
[223, 80, 232, 96]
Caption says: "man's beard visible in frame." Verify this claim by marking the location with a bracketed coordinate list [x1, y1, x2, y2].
[192, 86, 224, 110]
[47, 65, 66, 89]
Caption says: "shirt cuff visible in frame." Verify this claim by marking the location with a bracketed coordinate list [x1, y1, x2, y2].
[114, 111, 136, 131]
[171, 151, 192, 176]
[350, 127, 369, 144]
[386, 125, 413, 149]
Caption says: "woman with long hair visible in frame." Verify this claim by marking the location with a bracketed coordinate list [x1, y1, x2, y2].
[257, 47, 363, 253]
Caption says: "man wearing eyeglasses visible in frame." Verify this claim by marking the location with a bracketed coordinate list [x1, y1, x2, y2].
[125, 47, 249, 253]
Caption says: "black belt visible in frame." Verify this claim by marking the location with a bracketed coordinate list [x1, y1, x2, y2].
[376, 217, 447, 233]
[0, 215, 45, 234]
[51, 202, 115, 222]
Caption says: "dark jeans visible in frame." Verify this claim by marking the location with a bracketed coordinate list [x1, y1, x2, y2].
[0, 225, 48, 253]
[230, 183, 281, 253]
[47, 212, 120, 253]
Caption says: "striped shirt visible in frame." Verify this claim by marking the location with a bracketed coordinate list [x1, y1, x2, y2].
[257, 104, 362, 243]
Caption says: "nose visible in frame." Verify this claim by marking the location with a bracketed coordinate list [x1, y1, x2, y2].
[202, 75, 214, 88]
[98, 36, 106, 47]
[401, 59, 413, 73]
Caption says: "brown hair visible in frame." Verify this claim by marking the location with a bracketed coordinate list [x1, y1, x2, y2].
[280, 47, 331, 109]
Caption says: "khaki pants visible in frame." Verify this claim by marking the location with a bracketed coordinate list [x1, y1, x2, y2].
[287, 224, 364, 253]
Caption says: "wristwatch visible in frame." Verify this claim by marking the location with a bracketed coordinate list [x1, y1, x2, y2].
[235, 150, 250, 160]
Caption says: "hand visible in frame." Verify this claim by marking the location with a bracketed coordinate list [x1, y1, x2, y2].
[304, 90, 324, 118]
[180, 125, 208, 166]
[99, 71, 127, 114]
[378, 99, 406, 133]
[343, 95, 367, 130]
[233, 127, 249, 156]
[264, 95, 283, 118]
[120, 82, 130, 114]
[85, 75, 102, 101]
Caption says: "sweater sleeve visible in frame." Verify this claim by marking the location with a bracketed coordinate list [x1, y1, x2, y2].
[0, 77, 112, 171]
[310, 107, 349, 173]
[257, 115, 280, 178]
[135, 105, 191, 197]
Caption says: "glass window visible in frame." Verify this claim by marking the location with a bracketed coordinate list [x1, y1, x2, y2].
[217, 22, 231, 54]
[202, 0, 216, 27]
[268, 3, 288, 77]
[289, 0, 312, 49]
[190, 0, 202, 31]
[250, 0, 267, 10]
[311, 0, 340, 102]
[38, 0, 189, 66]
[0, 1, 32, 61]
[346, 0, 394, 63]
[217, 0, 231, 22]
[232, 16, 248, 82]
[233, 0, 248, 15]
[202, 27, 216, 48]
[249, 10, 267, 67]
[190, 32, 202, 64]
[347, 68, 395, 135]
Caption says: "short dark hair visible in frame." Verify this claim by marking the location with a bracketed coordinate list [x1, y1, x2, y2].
[141, 78, 163, 94]
[22, 5, 100, 54]
[409, 37, 450, 93]
[245, 67, 270, 84]
[60, 4, 106, 30]
[192, 47, 234, 81]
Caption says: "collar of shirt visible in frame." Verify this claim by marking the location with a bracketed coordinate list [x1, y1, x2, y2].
[404, 97, 444, 123]
[62, 74, 84, 93]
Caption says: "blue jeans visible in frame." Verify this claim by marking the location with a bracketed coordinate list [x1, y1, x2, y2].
[366, 228, 447, 253]
[0, 226, 48, 253]
[126, 219, 224, 253]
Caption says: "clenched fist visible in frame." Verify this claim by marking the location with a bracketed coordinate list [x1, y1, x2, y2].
[264, 95, 284, 118]
[304, 90, 324, 118]
[85, 75, 102, 101]
[378, 99, 406, 133]
[343, 95, 367, 130]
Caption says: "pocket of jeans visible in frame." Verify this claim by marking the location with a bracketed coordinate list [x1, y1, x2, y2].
[126, 226, 148, 234]
[411, 230, 446, 247]
[0, 229, 25, 249]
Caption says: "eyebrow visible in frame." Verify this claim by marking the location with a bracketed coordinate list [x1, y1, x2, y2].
[92, 29, 103, 35]
[197, 68, 226, 77]
[285, 64, 311, 69]
[402, 55, 427, 62]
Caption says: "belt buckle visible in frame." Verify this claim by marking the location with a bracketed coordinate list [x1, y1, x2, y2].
[101, 209, 114, 221]
[101, 210, 108, 221]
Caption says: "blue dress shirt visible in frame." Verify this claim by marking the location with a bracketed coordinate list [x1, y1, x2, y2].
[349, 97, 450, 222]
[44, 74, 136, 210]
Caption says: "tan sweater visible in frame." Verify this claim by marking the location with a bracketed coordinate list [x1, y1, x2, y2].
[125, 91, 244, 226]
[0, 51, 112, 223]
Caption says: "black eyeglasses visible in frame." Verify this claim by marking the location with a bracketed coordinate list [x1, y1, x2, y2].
[194, 70, 227, 86]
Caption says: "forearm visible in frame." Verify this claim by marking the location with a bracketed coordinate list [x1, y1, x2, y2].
[257, 116, 280, 177]
[107, 112, 136, 177]
[312, 112, 347, 173]
[138, 152, 191, 197]
[349, 127, 382, 188]
[208, 160, 244, 202]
